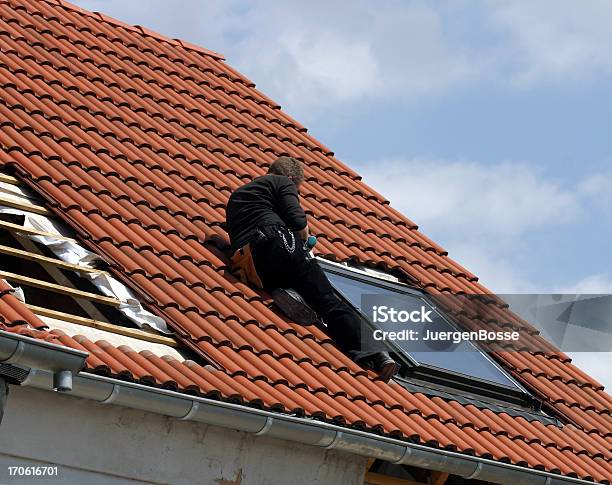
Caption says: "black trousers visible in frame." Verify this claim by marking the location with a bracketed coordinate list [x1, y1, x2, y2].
[251, 225, 380, 359]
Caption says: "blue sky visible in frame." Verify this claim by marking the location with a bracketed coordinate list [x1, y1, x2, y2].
[72, 0, 612, 386]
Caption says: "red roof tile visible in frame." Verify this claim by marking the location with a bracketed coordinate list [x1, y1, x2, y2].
[0, 0, 610, 482]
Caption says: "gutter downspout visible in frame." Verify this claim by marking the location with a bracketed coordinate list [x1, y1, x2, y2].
[0, 377, 6, 425]
[22, 369, 598, 485]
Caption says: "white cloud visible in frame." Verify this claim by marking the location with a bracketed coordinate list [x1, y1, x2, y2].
[556, 274, 612, 294]
[280, 32, 378, 104]
[73, 0, 479, 115]
[440, 242, 540, 294]
[579, 171, 612, 209]
[487, 0, 612, 85]
[356, 157, 612, 294]
[355, 157, 577, 294]
[235, 24, 381, 110]
[356, 158, 579, 239]
[203, 1, 480, 114]
[73, 0, 612, 113]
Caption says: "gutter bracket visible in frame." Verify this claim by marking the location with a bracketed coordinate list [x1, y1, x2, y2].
[325, 431, 342, 449]
[3, 341, 25, 364]
[392, 445, 411, 465]
[465, 462, 483, 479]
[180, 400, 200, 421]
[100, 384, 120, 404]
[254, 416, 274, 436]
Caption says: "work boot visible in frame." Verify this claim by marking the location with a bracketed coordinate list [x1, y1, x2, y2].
[271, 288, 318, 325]
[357, 352, 399, 383]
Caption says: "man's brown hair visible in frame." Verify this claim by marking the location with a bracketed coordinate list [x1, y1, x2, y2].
[268, 156, 305, 186]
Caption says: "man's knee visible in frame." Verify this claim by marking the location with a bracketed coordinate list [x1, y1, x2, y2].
[313, 292, 352, 320]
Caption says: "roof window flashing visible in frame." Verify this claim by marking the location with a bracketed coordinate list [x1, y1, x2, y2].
[315, 257, 404, 284]
[316, 258, 536, 408]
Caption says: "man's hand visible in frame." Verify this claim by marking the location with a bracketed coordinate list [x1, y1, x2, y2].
[297, 225, 309, 242]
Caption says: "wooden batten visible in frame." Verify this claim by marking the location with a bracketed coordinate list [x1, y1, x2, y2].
[0, 172, 177, 351]
[0, 244, 108, 276]
[0, 194, 51, 216]
[0, 219, 78, 243]
[0, 173, 20, 185]
[0, 270, 121, 307]
[26, 304, 179, 348]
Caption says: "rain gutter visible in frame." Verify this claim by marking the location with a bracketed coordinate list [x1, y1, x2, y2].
[18, 367, 598, 485]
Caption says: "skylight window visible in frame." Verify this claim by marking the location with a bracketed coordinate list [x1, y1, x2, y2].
[319, 259, 532, 406]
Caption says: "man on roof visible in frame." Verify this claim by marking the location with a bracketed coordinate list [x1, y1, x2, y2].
[225, 156, 399, 382]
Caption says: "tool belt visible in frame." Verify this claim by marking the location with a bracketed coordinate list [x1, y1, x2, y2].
[231, 243, 264, 289]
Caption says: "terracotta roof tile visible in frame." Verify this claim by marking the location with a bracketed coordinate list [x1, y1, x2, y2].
[0, 1, 610, 482]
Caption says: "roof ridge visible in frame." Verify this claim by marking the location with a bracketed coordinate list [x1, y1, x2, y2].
[41, 0, 225, 61]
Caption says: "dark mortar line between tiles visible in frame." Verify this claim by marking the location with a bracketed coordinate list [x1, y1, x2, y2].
[0, 99, 362, 193]
[0, 80, 312, 168]
[9, 150, 439, 259]
[0, 45, 324, 156]
[50, 163, 410, 241]
[36, 0, 227, 63]
[512, 369, 605, 392]
[1, 9, 305, 137]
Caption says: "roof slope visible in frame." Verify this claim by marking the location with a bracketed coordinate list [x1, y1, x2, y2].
[0, 0, 610, 481]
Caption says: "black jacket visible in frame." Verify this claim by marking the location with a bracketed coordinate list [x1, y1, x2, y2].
[225, 174, 307, 252]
